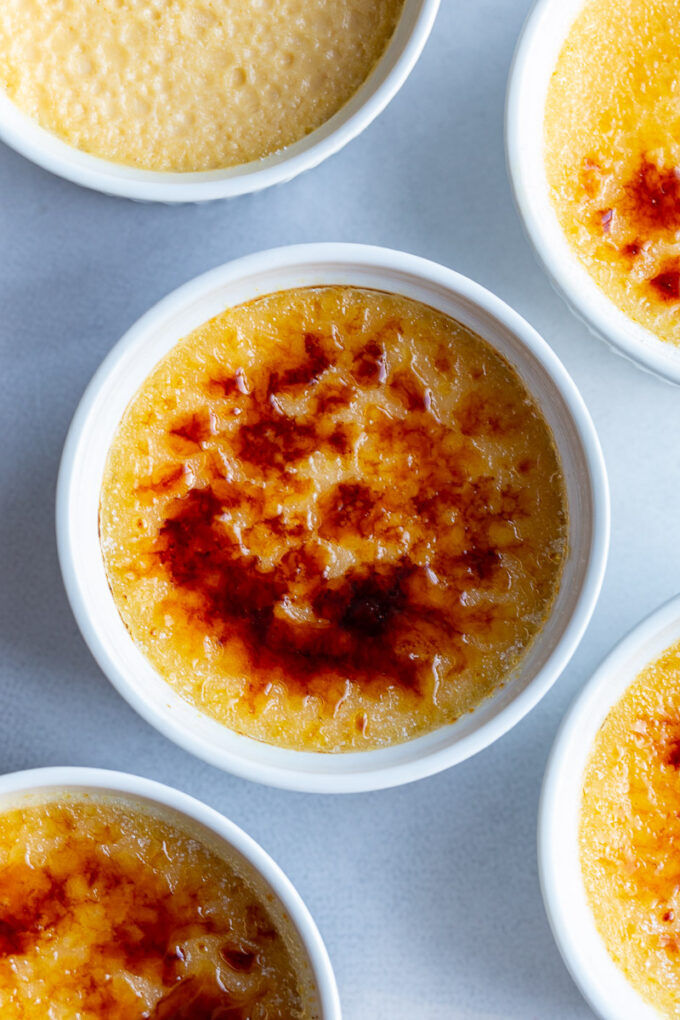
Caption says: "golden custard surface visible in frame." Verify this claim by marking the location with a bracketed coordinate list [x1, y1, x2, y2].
[0, 796, 306, 1019]
[0, 0, 402, 171]
[100, 286, 567, 752]
[581, 640, 680, 1017]
[545, 0, 680, 344]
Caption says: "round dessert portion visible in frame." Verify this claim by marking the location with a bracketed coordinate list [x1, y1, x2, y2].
[0, 795, 306, 1019]
[0, 0, 403, 172]
[100, 286, 568, 753]
[545, 0, 680, 345]
[581, 639, 680, 1017]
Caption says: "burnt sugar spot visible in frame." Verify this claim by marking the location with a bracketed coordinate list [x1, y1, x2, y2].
[220, 946, 256, 972]
[156, 488, 430, 695]
[135, 464, 188, 495]
[622, 241, 642, 259]
[319, 482, 381, 540]
[351, 339, 387, 385]
[313, 563, 413, 639]
[237, 411, 318, 469]
[0, 916, 36, 957]
[650, 267, 680, 302]
[205, 367, 250, 399]
[622, 159, 680, 235]
[461, 546, 499, 581]
[457, 391, 520, 437]
[389, 370, 431, 413]
[314, 381, 353, 414]
[267, 332, 331, 395]
[169, 410, 216, 446]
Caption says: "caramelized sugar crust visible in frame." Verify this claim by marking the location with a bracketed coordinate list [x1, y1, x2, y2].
[581, 641, 680, 1017]
[545, 0, 680, 344]
[0, 797, 305, 1019]
[100, 287, 567, 752]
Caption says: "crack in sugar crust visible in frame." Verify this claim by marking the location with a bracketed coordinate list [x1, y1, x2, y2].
[0, 797, 305, 1020]
[0, 0, 403, 171]
[545, 0, 680, 345]
[581, 640, 680, 1018]
[100, 287, 568, 752]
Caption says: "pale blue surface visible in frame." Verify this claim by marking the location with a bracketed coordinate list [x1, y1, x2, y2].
[2, 1, 679, 1016]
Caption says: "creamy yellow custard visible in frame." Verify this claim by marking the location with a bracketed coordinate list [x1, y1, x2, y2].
[581, 639, 680, 1017]
[0, 0, 403, 171]
[545, 0, 680, 345]
[100, 286, 568, 753]
[0, 795, 307, 1020]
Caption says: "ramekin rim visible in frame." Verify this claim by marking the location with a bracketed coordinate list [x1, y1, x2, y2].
[504, 0, 680, 386]
[0, 0, 439, 202]
[0, 765, 341, 1019]
[538, 592, 680, 1020]
[56, 241, 610, 793]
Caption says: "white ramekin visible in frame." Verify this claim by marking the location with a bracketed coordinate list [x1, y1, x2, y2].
[0, 0, 438, 202]
[539, 594, 680, 1020]
[56, 242, 610, 793]
[0, 765, 340, 1019]
[506, 0, 680, 385]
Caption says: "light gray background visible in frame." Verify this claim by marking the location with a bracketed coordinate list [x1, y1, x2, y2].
[1, 1, 679, 1017]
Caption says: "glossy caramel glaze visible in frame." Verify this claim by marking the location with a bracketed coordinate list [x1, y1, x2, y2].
[0, 796, 306, 1019]
[100, 287, 567, 752]
[545, 0, 680, 344]
[581, 640, 680, 1017]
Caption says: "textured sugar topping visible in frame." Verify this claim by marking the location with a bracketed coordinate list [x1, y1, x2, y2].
[0, 0, 403, 171]
[581, 640, 680, 1017]
[545, 0, 680, 345]
[100, 286, 568, 752]
[0, 797, 306, 1020]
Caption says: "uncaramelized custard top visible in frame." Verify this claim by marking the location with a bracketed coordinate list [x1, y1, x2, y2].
[100, 286, 567, 752]
[0, 796, 306, 1019]
[581, 640, 680, 1017]
[545, 0, 680, 344]
[0, 0, 403, 171]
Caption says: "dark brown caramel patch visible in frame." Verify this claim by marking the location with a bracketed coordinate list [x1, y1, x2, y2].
[319, 482, 379, 539]
[623, 159, 680, 234]
[351, 339, 387, 385]
[650, 268, 680, 301]
[268, 332, 331, 394]
[622, 241, 641, 259]
[170, 410, 216, 446]
[157, 488, 429, 693]
[389, 370, 431, 412]
[237, 411, 318, 468]
[664, 736, 680, 769]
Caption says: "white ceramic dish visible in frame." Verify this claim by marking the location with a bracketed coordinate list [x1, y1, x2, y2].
[0, 765, 340, 1019]
[506, 0, 680, 385]
[56, 242, 609, 793]
[539, 594, 680, 1020]
[0, 0, 438, 202]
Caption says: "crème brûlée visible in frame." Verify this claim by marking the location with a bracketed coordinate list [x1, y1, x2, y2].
[100, 286, 568, 753]
[545, 0, 680, 345]
[0, 0, 403, 171]
[0, 796, 307, 1020]
[581, 640, 680, 1018]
